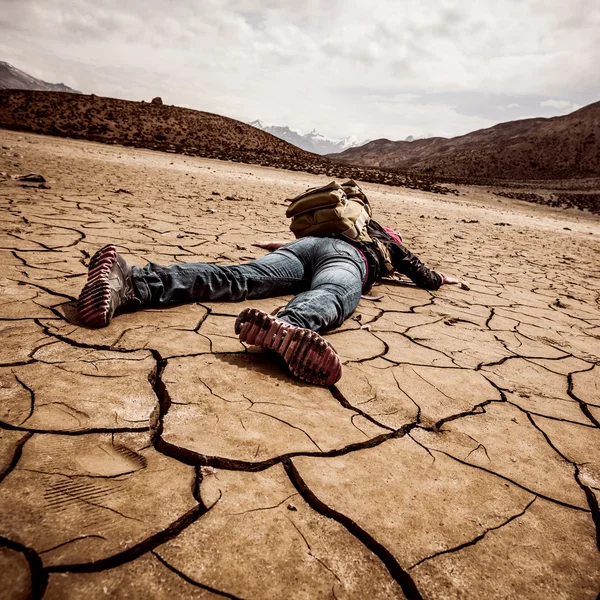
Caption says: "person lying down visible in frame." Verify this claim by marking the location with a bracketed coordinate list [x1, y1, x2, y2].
[77, 186, 459, 386]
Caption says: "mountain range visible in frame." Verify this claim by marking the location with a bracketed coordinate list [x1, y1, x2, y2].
[249, 120, 362, 155]
[330, 102, 600, 181]
[0, 61, 81, 94]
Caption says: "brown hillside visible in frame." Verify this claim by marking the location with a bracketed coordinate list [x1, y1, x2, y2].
[0, 90, 454, 194]
[0, 89, 319, 164]
[330, 102, 600, 181]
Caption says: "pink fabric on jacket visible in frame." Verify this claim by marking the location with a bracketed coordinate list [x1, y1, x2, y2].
[382, 226, 403, 245]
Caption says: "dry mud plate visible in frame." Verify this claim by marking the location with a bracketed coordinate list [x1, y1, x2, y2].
[1, 130, 600, 599]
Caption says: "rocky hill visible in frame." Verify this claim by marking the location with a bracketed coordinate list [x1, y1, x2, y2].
[330, 101, 600, 181]
[0, 89, 454, 194]
[0, 90, 318, 164]
[0, 61, 81, 93]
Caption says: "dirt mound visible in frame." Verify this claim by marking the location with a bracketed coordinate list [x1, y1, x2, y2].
[331, 101, 600, 182]
[0, 89, 459, 194]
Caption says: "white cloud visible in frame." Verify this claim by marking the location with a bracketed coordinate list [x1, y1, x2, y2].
[326, 95, 497, 140]
[498, 103, 520, 110]
[0, 0, 598, 139]
[540, 99, 581, 111]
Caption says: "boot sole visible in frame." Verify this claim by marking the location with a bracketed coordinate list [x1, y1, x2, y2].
[235, 308, 342, 386]
[77, 245, 117, 327]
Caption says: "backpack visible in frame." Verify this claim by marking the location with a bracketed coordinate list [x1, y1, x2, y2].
[286, 180, 372, 242]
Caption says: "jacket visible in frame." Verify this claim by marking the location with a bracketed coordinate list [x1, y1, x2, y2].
[340, 220, 443, 291]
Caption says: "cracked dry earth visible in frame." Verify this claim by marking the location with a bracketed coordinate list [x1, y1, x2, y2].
[1, 130, 599, 600]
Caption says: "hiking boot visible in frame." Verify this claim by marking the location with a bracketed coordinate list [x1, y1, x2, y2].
[235, 307, 342, 386]
[77, 244, 139, 327]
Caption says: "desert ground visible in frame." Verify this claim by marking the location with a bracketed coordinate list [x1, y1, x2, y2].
[1, 129, 599, 599]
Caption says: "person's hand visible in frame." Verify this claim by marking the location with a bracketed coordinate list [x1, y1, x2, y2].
[251, 241, 288, 251]
[438, 272, 460, 285]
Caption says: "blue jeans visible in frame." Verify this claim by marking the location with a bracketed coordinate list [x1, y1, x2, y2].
[131, 237, 367, 332]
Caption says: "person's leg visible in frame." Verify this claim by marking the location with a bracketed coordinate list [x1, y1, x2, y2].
[78, 240, 314, 327]
[131, 244, 309, 306]
[277, 238, 365, 331]
[235, 238, 366, 386]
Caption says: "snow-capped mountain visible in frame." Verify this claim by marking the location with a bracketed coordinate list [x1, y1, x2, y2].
[0, 61, 81, 93]
[250, 120, 363, 155]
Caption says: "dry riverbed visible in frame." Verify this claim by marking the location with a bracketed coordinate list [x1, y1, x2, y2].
[1, 130, 599, 599]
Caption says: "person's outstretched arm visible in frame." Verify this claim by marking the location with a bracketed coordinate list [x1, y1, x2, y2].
[389, 243, 459, 289]
[437, 272, 460, 285]
[251, 241, 288, 251]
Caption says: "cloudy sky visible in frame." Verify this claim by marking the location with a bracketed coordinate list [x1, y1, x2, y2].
[1, 0, 599, 142]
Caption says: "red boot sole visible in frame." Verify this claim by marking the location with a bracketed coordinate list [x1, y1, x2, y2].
[235, 308, 342, 386]
[77, 245, 117, 327]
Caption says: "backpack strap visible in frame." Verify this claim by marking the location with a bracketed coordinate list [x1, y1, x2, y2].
[372, 238, 395, 274]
